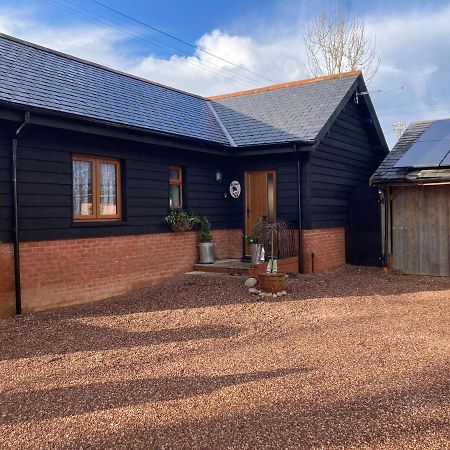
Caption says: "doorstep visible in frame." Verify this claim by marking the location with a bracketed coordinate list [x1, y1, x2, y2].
[192, 259, 250, 276]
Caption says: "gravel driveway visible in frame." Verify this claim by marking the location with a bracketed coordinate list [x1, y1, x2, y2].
[0, 266, 449, 449]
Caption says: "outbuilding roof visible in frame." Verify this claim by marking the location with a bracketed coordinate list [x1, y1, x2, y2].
[0, 33, 365, 148]
[370, 120, 450, 184]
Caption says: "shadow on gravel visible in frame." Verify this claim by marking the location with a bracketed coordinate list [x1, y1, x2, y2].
[0, 323, 243, 361]
[0, 367, 306, 424]
[69, 267, 450, 319]
[59, 369, 450, 449]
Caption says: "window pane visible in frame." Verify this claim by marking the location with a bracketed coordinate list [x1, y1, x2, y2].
[170, 184, 181, 208]
[267, 173, 275, 220]
[99, 162, 117, 216]
[73, 160, 93, 216]
[169, 167, 180, 180]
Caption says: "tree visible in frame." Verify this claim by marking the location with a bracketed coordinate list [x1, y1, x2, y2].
[303, 12, 380, 83]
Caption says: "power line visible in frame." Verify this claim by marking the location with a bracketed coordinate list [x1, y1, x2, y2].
[45, 0, 268, 89]
[87, 0, 276, 84]
[44, 0, 262, 89]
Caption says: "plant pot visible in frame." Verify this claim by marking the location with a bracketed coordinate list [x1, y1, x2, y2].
[198, 241, 215, 264]
[258, 272, 286, 294]
[250, 243, 262, 264]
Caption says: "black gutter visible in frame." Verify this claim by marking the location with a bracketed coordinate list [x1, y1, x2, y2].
[11, 112, 30, 316]
[294, 144, 303, 273]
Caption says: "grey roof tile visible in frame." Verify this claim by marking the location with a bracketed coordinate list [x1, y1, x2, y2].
[0, 34, 361, 148]
[0, 35, 229, 145]
[210, 74, 358, 146]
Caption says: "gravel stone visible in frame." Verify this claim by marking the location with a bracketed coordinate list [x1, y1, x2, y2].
[0, 266, 449, 449]
[244, 277, 258, 288]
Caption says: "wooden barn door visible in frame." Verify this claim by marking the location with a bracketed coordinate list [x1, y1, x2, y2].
[346, 186, 383, 267]
[392, 185, 450, 276]
[244, 170, 276, 255]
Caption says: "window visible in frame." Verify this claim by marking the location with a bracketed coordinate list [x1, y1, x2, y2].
[169, 165, 183, 208]
[73, 155, 121, 221]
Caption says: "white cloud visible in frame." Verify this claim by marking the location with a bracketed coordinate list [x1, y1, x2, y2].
[131, 29, 304, 95]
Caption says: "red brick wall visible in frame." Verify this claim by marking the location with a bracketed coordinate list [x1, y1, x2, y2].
[211, 229, 243, 259]
[301, 227, 346, 273]
[0, 244, 14, 318]
[0, 229, 242, 317]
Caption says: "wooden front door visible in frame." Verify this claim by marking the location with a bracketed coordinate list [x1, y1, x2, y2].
[244, 170, 276, 254]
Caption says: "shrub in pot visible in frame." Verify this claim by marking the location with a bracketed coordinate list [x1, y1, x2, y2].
[198, 216, 214, 264]
[258, 219, 287, 294]
[164, 210, 199, 232]
[245, 218, 264, 264]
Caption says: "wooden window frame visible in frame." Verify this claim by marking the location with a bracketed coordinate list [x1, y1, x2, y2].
[169, 165, 183, 209]
[73, 154, 122, 222]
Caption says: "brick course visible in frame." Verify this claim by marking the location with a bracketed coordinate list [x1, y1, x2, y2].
[301, 227, 346, 273]
[0, 227, 344, 318]
[0, 229, 242, 318]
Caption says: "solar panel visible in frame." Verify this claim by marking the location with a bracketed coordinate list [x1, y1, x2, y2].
[394, 120, 450, 168]
[416, 119, 450, 141]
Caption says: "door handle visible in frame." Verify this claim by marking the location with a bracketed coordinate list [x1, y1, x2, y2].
[246, 207, 251, 218]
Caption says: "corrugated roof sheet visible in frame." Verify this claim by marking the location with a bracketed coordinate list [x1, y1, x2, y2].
[371, 121, 434, 184]
[0, 33, 361, 148]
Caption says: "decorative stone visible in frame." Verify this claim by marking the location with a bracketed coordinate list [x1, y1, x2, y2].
[248, 288, 260, 294]
[244, 277, 258, 288]
[280, 290, 287, 296]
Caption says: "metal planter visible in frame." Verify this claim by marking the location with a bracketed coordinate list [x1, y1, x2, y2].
[198, 241, 215, 264]
[250, 243, 263, 264]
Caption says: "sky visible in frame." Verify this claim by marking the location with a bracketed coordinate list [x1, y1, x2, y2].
[1, 0, 450, 147]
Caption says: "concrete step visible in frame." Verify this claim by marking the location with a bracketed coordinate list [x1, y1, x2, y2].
[193, 259, 250, 276]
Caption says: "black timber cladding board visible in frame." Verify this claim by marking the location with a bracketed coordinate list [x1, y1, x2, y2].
[309, 99, 385, 229]
[0, 120, 13, 242]
[0, 124, 235, 242]
[0, 94, 384, 241]
[0, 122, 303, 242]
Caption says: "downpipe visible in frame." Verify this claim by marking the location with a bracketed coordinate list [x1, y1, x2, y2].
[294, 144, 303, 273]
[12, 112, 31, 317]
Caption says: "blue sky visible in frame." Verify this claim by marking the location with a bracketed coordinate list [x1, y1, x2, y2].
[1, 0, 450, 147]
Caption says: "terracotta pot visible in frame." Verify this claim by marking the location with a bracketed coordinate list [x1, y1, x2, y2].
[258, 272, 286, 294]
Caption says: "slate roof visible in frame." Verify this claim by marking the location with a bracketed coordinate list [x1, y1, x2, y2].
[209, 74, 359, 146]
[371, 121, 434, 184]
[0, 33, 362, 148]
[0, 34, 229, 145]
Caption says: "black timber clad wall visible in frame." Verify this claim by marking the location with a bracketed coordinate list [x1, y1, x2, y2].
[309, 99, 385, 229]
[0, 121, 12, 242]
[0, 122, 238, 242]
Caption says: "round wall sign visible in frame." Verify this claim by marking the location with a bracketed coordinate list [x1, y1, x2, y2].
[229, 180, 241, 199]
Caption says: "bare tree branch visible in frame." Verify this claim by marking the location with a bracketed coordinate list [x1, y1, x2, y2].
[302, 12, 380, 83]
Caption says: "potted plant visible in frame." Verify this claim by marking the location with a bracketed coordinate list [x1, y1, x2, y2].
[245, 218, 264, 264]
[258, 219, 287, 294]
[164, 210, 199, 232]
[198, 216, 214, 264]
